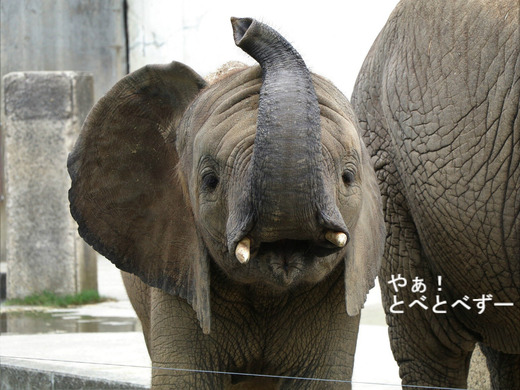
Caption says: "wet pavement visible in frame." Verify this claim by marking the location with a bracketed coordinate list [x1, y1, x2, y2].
[0, 309, 141, 335]
[0, 256, 141, 335]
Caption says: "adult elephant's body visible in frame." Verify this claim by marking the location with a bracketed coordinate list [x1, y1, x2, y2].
[352, 0, 519, 388]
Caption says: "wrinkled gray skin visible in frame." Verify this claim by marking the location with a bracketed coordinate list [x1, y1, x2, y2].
[351, 0, 519, 389]
[68, 18, 385, 389]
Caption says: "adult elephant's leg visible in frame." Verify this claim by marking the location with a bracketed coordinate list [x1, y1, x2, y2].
[480, 344, 520, 389]
[380, 184, 474, 388]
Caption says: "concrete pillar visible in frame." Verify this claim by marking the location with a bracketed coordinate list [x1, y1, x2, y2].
[0, 0, 128, 269]
[3, 71, 97, 299]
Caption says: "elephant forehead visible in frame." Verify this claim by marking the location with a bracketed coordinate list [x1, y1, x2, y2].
[186, 67, 261, 158]
[319, 105, 361, 157]
[313, 74, 362, 156]
[195, 95, 259, 159]
[193, 100, 361, 169]
[185, 66, 361, 164]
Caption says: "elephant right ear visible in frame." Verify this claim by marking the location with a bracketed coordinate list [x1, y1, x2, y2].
[67, 62, 212, 332]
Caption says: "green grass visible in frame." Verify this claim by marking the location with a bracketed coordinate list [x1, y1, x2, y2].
[4, 290, 107, 308]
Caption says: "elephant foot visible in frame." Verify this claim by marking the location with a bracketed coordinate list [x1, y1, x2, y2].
[480, 344, 520, 390]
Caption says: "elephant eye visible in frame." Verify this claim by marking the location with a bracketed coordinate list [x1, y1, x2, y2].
[342, 170, 355, 186]
[202, 171, 220, 192]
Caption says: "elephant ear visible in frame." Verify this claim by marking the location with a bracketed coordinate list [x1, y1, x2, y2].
[68, 62, 212, 333]
[344, 140, 385, 316]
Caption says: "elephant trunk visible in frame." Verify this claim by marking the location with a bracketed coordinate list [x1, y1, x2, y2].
[228, 18, 347, 256]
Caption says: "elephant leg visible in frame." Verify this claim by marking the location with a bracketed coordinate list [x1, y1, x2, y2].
[279, 378, 351, 389]
[149, 287, 229, 389]
[480, 344, 520, 389]
[147, 265, 356, 389]
[230, 377, 280, 390]
[232, 373, 351, 389]
[380, 187, 474, 388]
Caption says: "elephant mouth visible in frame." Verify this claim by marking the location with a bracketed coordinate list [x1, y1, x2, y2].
[248, 239, 344, 288]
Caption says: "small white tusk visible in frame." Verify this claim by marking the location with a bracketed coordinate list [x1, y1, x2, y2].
[325, 231, 348, 247]
[235, 237, 251, 264]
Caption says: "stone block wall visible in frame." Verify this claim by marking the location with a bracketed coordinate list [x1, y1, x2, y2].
[3, 71, 97, 298]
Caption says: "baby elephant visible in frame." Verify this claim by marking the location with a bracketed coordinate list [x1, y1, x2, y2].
[69, 17, 384, 389]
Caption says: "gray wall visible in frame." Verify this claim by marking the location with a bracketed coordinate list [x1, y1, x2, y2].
[4, 71, 98, 298]
[0, 0, 127, 101]
[0, 0, 128, 266]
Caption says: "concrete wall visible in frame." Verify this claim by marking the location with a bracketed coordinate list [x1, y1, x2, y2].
[0, 0, 128, 272]
[0, 0, 127, 101]
[0, 0, 128, 297]
[3, 71, 97, 298]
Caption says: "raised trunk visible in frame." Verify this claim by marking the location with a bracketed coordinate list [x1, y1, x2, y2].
[228, 18, 347, 252]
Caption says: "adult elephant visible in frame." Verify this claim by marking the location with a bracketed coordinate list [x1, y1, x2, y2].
[351, 0, 519, 388]
[68, 18, 385, 389]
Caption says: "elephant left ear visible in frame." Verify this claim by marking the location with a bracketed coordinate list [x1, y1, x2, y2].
[68, 62, 213, 333]
[344, 141, 385, 316]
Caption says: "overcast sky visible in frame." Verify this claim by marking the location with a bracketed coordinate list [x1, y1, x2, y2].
[127, 0, 401, 98]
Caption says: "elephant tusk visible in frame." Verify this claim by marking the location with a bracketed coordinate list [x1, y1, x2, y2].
[325, 231, 348, 248]
[235, 237, 251, 264]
